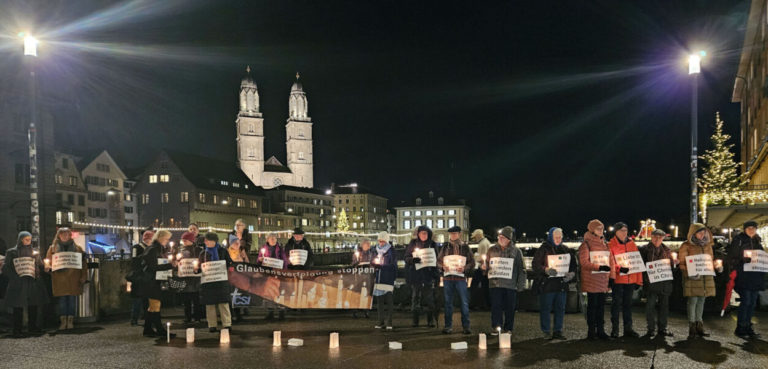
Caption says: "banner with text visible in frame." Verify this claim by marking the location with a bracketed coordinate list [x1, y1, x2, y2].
[52, 252, 82, 271]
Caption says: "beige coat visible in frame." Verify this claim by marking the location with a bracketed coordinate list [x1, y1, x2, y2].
[46, 242, 88, 297]
[677, 224, 716, 298]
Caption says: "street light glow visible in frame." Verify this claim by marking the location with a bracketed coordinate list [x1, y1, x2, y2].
[688, 52, 704, 75]
[21, 33, 39, 57]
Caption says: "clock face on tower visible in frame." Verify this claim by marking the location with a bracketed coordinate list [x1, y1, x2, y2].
[273, 178, 283, 187]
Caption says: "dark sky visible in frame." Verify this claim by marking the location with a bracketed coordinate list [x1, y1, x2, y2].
[0, 0, 751, 237]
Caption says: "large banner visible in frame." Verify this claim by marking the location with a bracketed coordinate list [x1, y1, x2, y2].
[228, 263, 375, 309]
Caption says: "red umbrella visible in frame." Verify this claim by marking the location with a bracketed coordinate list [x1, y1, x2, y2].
[721, 270, 738, 317]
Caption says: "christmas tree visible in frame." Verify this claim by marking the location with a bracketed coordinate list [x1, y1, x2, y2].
[699, 112, 746, 204]
[336, 208, 350, 232]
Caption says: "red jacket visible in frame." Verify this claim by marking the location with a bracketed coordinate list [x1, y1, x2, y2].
[608, 237, 643, 286]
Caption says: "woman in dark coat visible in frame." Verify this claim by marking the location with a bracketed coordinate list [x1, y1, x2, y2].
[2, 231, 49, 338]
[229, 218, 253, 254]
[140, 230, 176, 338]
[198, 232, 234, 332]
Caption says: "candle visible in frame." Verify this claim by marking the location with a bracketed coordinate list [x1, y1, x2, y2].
[499, 332, 511, 349]
[375, 256, 381, 264]
[273, 331, 282, 347]
[44, 258, 50, 269]
[176, 252, 183, 260]
[414, 247, 420, 254]
[715, 259, 723, 269]
[220, 328, 230, 344]
[262, 248, 267, 256]
[166, 322, 171, 343]
[746, 250, 753, 258]
[186, 328, 195, 343]
[354, 251, 360, 259]
[126, 282, 131, 292]
[168, 254, 174, 262]
[671, 252, 678, 261]
[329, 332, 339, 348]
[193, 260, 199, 270]
[478, 333, 487, 350]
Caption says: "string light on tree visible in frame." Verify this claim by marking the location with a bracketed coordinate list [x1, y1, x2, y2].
[336, 208, 350, 233]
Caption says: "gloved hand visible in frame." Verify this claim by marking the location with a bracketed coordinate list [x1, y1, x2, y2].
[563, 272, 576, 283]
[744, 257, 752, 264]
[412, 258, 422, 264]
[619, 267, 630, 274]
[546, 268, 558, 277]
[598, 265, 611, 272]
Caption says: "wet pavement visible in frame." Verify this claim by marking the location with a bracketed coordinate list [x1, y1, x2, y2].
[1, 307, 767, 368]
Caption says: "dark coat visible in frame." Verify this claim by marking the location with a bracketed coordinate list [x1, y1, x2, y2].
[404, 226, 440, 285]
[228, 229, 253, 253]
[198, 245, 233, 305]
[140, 241, 174, 300]
[728, 232, 767, 292]
[257, 242, 289, 269]
[374, 244, 397, 287]
[352, 248, 377, 266]
[2, 244, 49, 308]
[285, 237, 314, 270]
[532, 241, 577, 293]
[178, 244, 203, 293]
[437, 239, 476, 279]
[129, 242, 149, 298]
[639, 242, 674, 295]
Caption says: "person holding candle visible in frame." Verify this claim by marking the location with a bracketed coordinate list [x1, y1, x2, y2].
[577, 219, 612, 340]
[3, 231, 49, 338]
[532, 227, 577, 340]
[285, 228, 314, 270]
[373, 232, 397, 330]
[227, 234, 249, 323]
[141, 230, 177, 338]
[188, 223, 206, 248]
[405, 225, 440, 328]
[352, 238, 376, 318]
[678, 223, 722, 339]
[482, 226, 526, 335]
[179, 231, 203, 324]
[258, 233, 288, 321]
[228, 218, 253, 255]
[45, 227, 88, 331]
[438, 226, 476, 335]
[129, 228, 154, 326]
[608, 222, 642, 338]
[198, 232, 234, 333]
[470, 229, 491, 311]
[639, 229, 675, 338]
[727, 220, 765, 339]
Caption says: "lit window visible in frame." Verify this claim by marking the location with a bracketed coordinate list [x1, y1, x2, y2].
[141, 194, 150, 204]
[403, 211, 411, 217]
[148, 175, 157, 183]
[448, 210, 456, 215]
[237, 198, 245, 207]
[415, 219, 422, 227]
[161, 193, 169, 203]
[437, 219, 444, 228]
[56, 211, 62, 224]
[213, 195, 219, 204]
[233, 182, 240, 188]
[160, 174, 170, 183]
[67, 212, 74, 223]
[220, 180, 229, 186]
[302, 219, 308, 226]
[426, 210, 432, 216]
[437, 210, 444, 216]
[55, 175, 63, 184]
[448, 218, 456, 228]
[353, 222, 358, 229]
[199, 193, 206, 203]
[426, 219, 433, 228]
[415, 211, 422, 216]
[180, 192, 189, 203]
[250, 200, 258, 208]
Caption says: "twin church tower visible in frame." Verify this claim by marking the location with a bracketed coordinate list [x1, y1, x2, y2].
[236, 67, 314, 189]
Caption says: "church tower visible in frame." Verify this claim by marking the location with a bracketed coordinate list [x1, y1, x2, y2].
[285, 73, 314, 188]
[236, 66, 265, 185]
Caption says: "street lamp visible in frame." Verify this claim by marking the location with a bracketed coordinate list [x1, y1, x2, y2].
[688, 50, 706, 224]
[20, 32, 40, 247]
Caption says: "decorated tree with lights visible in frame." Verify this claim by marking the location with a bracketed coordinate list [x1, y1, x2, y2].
[699, 112, 746, 205]
[336, 208, 350, 232]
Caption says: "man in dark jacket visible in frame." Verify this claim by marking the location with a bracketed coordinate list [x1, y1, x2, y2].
[532, 227, 577, 340]
[198, 232, 235, 332]
[285, 228, 314, 270]
[405, 225, 439, 328]
[728, 220, 766, 339]
[438, 226, 476, 334]
[639, 229, 675, 338]
[129, 228, 153, 326]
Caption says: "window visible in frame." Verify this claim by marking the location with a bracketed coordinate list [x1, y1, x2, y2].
[198, 222, 209, 228]
[220, 180, 229, 186]
[403, 211, 411, 217]
[448, 218, 456, 228]
[299, 151, 305, 160]
[67, 194, 74, 204]
[124, 194, 132, 201]
[78, 195, 85, 206]
[437, 210, 444, 216]
[426, 219, 433, 228]
[160, 175, 170, 183]
[124, 206, 134, 214]
[161, 193, 169, 203]
[237, 198, 245, 207]
[180, 192, 189, 203]
[78, 212, 85, 221]
[302, 219, 308, 226]
[437, 219, 444, 228]
[107, 179, 119, 187]
[361, 207, 365, 212]
[96, 163, 110, 172]
[213, 195, 219, 204]
[55, 175, 63, 184]
[141, 194, 150, 204]
[149, 175, 158, 183]
[250, 200, 258, 208]
[88, 192, 107, 202]
[86, 176, 106, 186]
[448, 210, 456, 215]
[69, 176, 78, 186]
[415, 211, 422, 216]
[415, 219, 422, 227]
[199, 193, 206, 203]
[56, 211, 62, 224]
[353, 222, 358, 229]
[233, 182, 240, 188]
[415, 198, 422, 206]
[88, 208, 107, 218]
[62, 158, 69, 169]
[352, 207, 356, 212]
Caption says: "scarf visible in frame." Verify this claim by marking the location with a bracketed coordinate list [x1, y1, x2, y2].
[376, 243, 391, 262]
[206, 245, 220, 261]
[55, 239, 75, 253]
[692, 233, 709, 246]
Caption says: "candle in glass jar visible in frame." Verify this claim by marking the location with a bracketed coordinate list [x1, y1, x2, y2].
[354, 251, 360, 259]
[671, 252, 678, 261]
[168, 254, 174, 262]
[746, 250, 753, 258]
[193, 260, 199, 270]
[44, 258, 50, 269]
[715, 259, 723, 269]
[414, 247, 420, 255]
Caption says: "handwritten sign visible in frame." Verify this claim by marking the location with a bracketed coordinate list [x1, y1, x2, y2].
[289, 249, 308, 266]
[614, 251, 646, 275]
[13, 257, 35, 277]
[52, 252, 82, 271]
[645, 259, 673, 283]
[547, 254, 571, 277]
[262, 257, 285, 269]
[744, 249, 768, 273]
[178, 259, 199, 278]
[488, 257, 514, 279]
[443, 255, 467, 277]
[201, 260, 228, 284]
[589, 251, 610, 274]
[415, 248, 437, 270]
[685, 254, 715, 277]
[155, 258, 172, 280]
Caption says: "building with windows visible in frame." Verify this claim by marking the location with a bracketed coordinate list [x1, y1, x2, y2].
[330, 183, 389, 233]
[79, 150, 129, 249]
[123, 177, 139, 244]
[54, 152, 87, 227]
[264, 186, 333, 249]
[395, 191, 470, 243]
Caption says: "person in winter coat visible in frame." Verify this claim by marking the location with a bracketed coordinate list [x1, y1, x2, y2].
[678, 223, 722, 339]
[639, 229, 676, 338]
[373, 232, 397, 330]
[129, 229, 154, 326]
[438, 226, 476, 334]
[188, 223, 206, 249]
[470, 229, 491, 310]
[197, 232, 234, 333]
[228, 218, 253, 254]
[404, 225, 440, 328]
[178, 231, 203, 323]
[3, 231, 49, 338]
[352, 238, 376, 318]
[577, 219, 612, 340]
[140, 230, 176, 338]
[481, 226, 526, 335]
[257, 233, 288, 321]
[608, 222, 642, 338]
[532, 227, 577, 340]
[227, 234, 249, 323]
[727, 220, 765, 339]
[45, 227, 88, 331]
[285, 228, 314, 270]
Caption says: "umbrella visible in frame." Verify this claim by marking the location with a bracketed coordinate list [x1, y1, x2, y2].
[721, 270, 737, 317]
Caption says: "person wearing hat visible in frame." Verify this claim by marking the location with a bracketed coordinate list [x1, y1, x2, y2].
[470, 229, 491, 310]
[141, 230, 177, 338]
[373, 232, 397, 330]
[728, 220, 766, 339]
[228, 218, 253, 254]
[197, 232, 234, 332]
[129, 228, 154, 326]
[258, 232, 289, 321]
[639, 229, 676, 338]
[608, 222, 642, 338]
[285, 228, 314, 270]
[438, 226, 475, 334]
[578, 219, 612, 340]
[481, 226, 526, 335]
[45, 227, 88, 331]
[532, 227, 577, 340]
[405, 225, 440, 328]
[678, 223, 722, 339]
[179, 231, 203, 323]
[3, 231, 49, 337]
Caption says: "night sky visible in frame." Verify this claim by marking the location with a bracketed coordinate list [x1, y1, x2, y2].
[0, 0, 751, 237]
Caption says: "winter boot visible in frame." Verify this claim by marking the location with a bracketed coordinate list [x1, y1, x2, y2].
[426, 313, 436, 328]
[687, 322, 697, 339]
[27, 307, 41, 334]
[59, 316, 68, 331]
[610, 325, 619, 338]
[412, 311, 420, 327]
[143, 312, 157, 337]
[66, 316, 74, 330]
[747, 324, 762, 339]
[587, 326, 597, 340]
[695, 321, 709, 337]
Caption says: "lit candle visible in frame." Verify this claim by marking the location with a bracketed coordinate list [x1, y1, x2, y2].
[193, 260, 199, 270]
[354, 251, 360, 259]
[329, 332, 339, 348]
[176, 252, 183, 260]
[375, 256, 381, 264]
[262, 248, 267, 256]
[478, 333, 487, 350]
[220, 328, 230, 344]
[44, 258, 50, 269]
[168, 254, 174, 262]
[746, 250, 753, 258]
[273, 331, 282, 347]
[671, 252, 678, 261]
[715, 259, 723, 269]
[499, 332, 511, 349]
[166, 322, 171, 343]
[126, 282, 132, 292]
[186, 328, 195, 343]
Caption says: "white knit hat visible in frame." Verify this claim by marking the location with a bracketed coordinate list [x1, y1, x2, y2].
[377, 231, 390, 243]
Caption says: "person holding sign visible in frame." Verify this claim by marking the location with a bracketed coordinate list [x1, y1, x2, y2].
[405, 225, 440, 328]
[285, 228, 314, 270]
[2, 231, 49, 338]
[481, 226, 526, 335]
[727, 220, 766, 339]
[197, 232, 234, 333]
[258, 233, 288, 321]
[228, 218, 253, 254]
[45, 227, 87, 331]
[140, 230, 177, 338]
[533, 227, 576, 340]
[607, 222, 642, 338]
[678, 224, 721, 339]
[129, 228, 153, 326]
[437, 226, 476, 335]
[227, 234, 250, 323]
[179, 231, 203, 324]
[578, 220, 612, 340]
[373, 232, 397, 330]
[639, 229, 675, 338]
[352, 238, 376, 319]
[470, 229, 492, 311]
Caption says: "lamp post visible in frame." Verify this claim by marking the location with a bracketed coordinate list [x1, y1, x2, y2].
[688, 51, 705, 224]
[21, 32, 40, 247]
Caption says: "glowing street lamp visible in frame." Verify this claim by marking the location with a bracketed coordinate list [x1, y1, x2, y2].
[19, 32, 38, 57]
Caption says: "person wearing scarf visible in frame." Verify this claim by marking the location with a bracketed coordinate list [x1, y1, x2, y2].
[372, 232, 397, 330]
[197, 232, 234, 333]
[179, 231, 203, 323]
[608, 222, 642, 338]
[2, 231, 49, 338]
[45, 227, 88, 331]
[678, 224, 722, 339]
[258, 233, 289, 321]
[533, 227, 576, 340]
[352, 238, 377, 318]
[639, 229, 676, 338]
[437, 226, 475, 335]
[577, 219, 612, 340]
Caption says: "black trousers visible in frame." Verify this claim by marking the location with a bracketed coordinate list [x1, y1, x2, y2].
[181, 292, 202, 320]
[586, 293, 606, 333]
[411, 282, 436, 315]
[13, 306, 38, 333]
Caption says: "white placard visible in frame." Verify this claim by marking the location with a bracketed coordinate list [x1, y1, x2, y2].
[547, 254, 571, 277]
[374, 283, 394, 292]
[744, 249, 768, 273]
[52, 252, 82, 271]
[263, 257, 285, 269]
[590, 251, 610, 274]
[415, 248, 437, 270]
[645, 259, 673, 283]
[488, 257, 514, 279]
[201, 260, 228, 284]
[156, 258, 172, 280]
[614, 251, 647, 275]
[443, 255, 467, 277]
[685, 253, 715, 277]
[289, 249, 308, 266]
[178, 259, 200, 278]
[13, 257, 35, 277]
